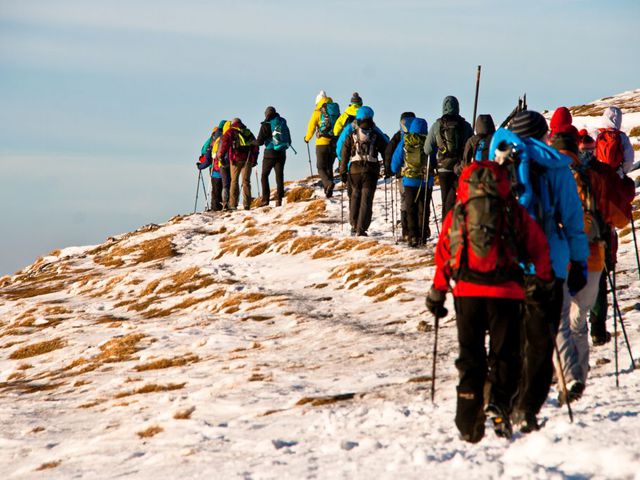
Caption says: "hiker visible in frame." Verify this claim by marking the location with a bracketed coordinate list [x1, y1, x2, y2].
[385, 112, 417, 241]
[459, 114, 496, 172]
[390, 117, 435, 246]
[217, 118, 258, 211]
[304, 90, 340, 198]
[255, 106, 291, 207]
[549, 109, 635, 402]
[595, 106, 635, 178]
[579, 130, 636, 345]
[423, 95, 474, 219]
[489, 110, 589, 432]
[196, 121, 227, 211]
[333, 92, 363, 138]
[339, 106, 388, 236]
[426, 160, 554, 443]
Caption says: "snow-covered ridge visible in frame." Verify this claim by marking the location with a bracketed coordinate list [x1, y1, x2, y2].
[1, 96, 640, 479]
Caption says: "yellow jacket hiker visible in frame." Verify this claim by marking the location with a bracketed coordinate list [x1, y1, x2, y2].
[304, 95, 335, 147]
[333, 92, 363, 137]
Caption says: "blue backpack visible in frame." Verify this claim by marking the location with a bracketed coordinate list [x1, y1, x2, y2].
[319, 102, 340, 138]
[268, 116, 291, 151]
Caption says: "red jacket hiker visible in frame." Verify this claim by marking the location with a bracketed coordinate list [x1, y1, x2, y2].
[432, 161, 553, 299]
[218, 120, 258, 165]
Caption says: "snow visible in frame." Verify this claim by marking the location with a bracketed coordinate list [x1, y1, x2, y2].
[1, 93, 640, 479]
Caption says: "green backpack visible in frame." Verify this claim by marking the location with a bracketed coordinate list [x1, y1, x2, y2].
[401, 133, 427, 179]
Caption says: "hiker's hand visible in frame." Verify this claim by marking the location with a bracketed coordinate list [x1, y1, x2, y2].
[426, 287, 448, 318]
[525, 275, 556, 303]
[567, 260, 587, 296]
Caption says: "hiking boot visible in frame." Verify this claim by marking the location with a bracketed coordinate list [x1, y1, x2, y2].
[350, 228, 357, 237]
[511, 409, 540, 434]
[326, 184, 334, 198]
[275, 199, 282, 207]
[485, 404, 513, 440]
[408, 237, 419, 248]
[357, 231, 368, 237]
[592, 331, 611, 346]
[558, 380, 585, 405]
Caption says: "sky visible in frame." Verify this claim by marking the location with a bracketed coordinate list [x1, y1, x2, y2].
[0, 0, 639, 275]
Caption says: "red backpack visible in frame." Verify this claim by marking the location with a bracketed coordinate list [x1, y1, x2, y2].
[595, 129, 624, 170]
[448, 161, 523, 285]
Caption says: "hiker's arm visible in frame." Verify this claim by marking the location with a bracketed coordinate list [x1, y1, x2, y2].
[620, 133, 634, 174]
[423, 120, 438, 156]
[432, 211, 454, 291]
[340, 136, 352, 175]
[556, 168, 589, 263]
[255, 122, 270, 147]
[519, 205, 553, 281]
[304, 111, 318, 143]
[390, 139, 404, 175]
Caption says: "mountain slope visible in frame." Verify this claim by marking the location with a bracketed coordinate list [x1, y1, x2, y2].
[2, 95, 640, 479]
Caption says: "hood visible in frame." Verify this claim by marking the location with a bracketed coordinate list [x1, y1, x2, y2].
[264, 111, 279, 122]
[601, 106, 622, 130]
[222, 120, 232, 135]
[345, 104, 360, 116]
[315, 96, 334, 111]
[401, 116, 415, 134]
[549, 107, 574, 136]
[442, 96, 460, 116]
[457, 161, 512, 203]
[524, 136, 573, 169]
[231, 119, 245, 130]
[551, 132, 579, 156]
[356, 106, 374, 120]
[475, 114, 495, 135]
[408, 118, 428, 135]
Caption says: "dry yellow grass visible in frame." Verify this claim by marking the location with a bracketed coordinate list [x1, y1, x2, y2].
[285, 186, 315, 202]
[629, 126, 640, 137]
[287, 199, 326, 226]
[134, 354, 199, 372]
[36, 461, 61, 471]
[246, 242, 270, 257]
[93, 235, 176, 268]
[137, 425, 163, 438]
[296, 393, 355, 406]
[216, 292, 267, 313]
[115, 382, 186, 398]
[374, 286, 408, 302]
[9, 338, 65, 359]
[97, 333, 145, 363]
[365, 277, 408, 297]
[289, 235, 331, 254]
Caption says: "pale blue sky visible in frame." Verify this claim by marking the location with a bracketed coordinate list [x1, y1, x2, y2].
[1, 0, 638, 274]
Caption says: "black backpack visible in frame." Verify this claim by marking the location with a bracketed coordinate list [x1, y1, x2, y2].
[437, 115, 464, 169]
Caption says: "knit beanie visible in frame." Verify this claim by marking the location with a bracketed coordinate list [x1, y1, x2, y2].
[350, 92, 363, 106]
[510, 110, 548, 140]
[579, 133, 596, 151]
[315, 90, 327, 105]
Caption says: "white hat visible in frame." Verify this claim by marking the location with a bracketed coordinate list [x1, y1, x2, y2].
[315, 90, 327, 105]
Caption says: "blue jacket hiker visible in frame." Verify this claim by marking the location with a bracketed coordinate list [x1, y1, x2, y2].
[390, 117, 435, 246]
[489, 110, 589, 433]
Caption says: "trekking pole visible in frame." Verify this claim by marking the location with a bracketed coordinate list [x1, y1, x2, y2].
[421, 177, 429, 244]
[390, 177, 396, 241]
[194, 170, 202, 213]
[549, 323, 574, 422]
[431, 313, 441, 403]
[384, 177, 389, 223]
[340, 177, 345, 232]
[631, 217, 640, 281]
[255, 169, 261, 199]
[199, 168, 209, 211]
[605, 267, 636, 371]
[431, 196, 440, 236]
[472, 65, 481, 131]
[306, 142, 314, 177]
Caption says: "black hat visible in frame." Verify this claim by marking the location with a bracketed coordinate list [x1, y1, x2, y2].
[265, 106, 276, 118]
[510, 110, 548, 140]
[400, 111, 416, 120]
[350, 92, 363, 106]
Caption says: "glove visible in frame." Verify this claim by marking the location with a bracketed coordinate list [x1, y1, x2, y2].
[524, 274, 556, 304]
[341, 173, 348, 184]
[304, 137, 309, 144]
[425, 287, 448, 318]
[567, 260, 587, 296]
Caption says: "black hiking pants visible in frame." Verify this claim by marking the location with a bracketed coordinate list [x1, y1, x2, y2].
[348, 169, 378, 235]
[514, 278, 564, 415]
[454, 296, 522, 441]
[261, 156, 286, 205]
[316, 144, 335, 195]
[210, 176, 223, 211]
[590, 228, 613, 339]
[439, 171, 458, 219]
[404, 184, 432, 243]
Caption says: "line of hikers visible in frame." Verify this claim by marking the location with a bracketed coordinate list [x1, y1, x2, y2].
[196, 90, 637, 443]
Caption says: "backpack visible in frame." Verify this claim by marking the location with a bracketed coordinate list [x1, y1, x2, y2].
[448, 162, 523, 285]
[318, 102, 340, 138]
[350, 127, 378, 163]
[232, 127, 256, 151]
[437, 115, 464, 159]
[268, 116, 291, 151]
[595, 129, 624, 170]
[401, 133, 427, 179]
